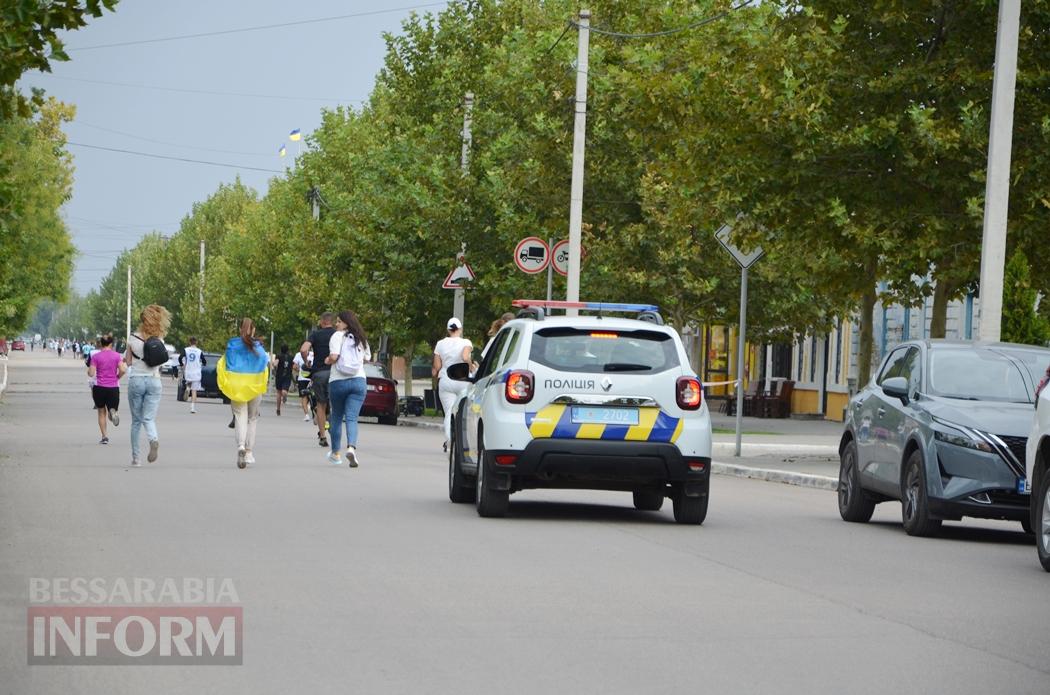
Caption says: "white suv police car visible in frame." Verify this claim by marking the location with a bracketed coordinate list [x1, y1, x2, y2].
[1025, 364, 1050, 571]
[446, 301, 713, 523]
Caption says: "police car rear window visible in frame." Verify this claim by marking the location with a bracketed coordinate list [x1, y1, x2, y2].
[529, 327, 679, 374]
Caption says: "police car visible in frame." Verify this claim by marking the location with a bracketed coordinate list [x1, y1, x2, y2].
[1026, 364, 1050, 571]
[446, 300, 713, 523]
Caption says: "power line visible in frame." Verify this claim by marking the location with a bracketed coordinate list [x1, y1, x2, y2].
[67, 3, 450, 51]
[38, 74, 354, 103]
[570, 0, 755, 39]
[66, 142, 284, 173]
[543, 22, 574, 57]
[74, 121, 273, 158]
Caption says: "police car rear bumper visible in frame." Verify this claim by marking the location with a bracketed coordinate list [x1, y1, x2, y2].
[486, 439, 710, 492]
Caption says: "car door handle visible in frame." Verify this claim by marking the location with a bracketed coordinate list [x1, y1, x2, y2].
[876, 408, 886, 417]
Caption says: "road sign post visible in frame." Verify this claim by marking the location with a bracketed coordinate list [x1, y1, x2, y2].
[715, 221, 764, 458]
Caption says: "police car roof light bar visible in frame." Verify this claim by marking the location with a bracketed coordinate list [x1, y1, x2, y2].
[511, 300, 660, 313]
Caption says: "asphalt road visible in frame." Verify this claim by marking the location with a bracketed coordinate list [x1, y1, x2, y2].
[1, 353, 1048, 694]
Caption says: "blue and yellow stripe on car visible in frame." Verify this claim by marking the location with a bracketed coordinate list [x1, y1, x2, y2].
[525, 404, 683, 443]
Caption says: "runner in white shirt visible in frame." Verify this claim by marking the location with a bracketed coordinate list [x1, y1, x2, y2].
[432, 317, 474, 452]
[293, 351, 313, 421]
[180, 337, 205, 414]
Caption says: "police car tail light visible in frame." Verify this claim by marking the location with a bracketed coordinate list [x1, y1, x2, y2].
[685, 458, 707, 472]
[505, 370, 535, 404]
[676, 376, 702, 410]
[494, 454, 518, 466]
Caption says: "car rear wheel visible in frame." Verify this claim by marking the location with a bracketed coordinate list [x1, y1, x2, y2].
[901, 450, 941, 537]
[475, 432, 509, 518]
[632, 490, 664, 511]
[1036, 470, 1050, 572]
[671, 485, 707, 525]
[838, 439, 875, 523]
[448, 415, 475, 504]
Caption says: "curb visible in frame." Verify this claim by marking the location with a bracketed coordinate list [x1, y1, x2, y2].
[397, 418, 443, 431]
[711, 461, 838, 491]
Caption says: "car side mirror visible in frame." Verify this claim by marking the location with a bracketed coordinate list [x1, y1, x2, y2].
[446, 362, 473, 382]
[882, 376, 910, 405]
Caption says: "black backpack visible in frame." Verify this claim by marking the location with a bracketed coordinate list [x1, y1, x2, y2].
[132, 333, 169, 367]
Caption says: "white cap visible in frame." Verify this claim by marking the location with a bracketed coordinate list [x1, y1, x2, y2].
[447, 317, 462, 331]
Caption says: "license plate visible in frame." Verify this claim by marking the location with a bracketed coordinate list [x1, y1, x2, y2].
[1019, 478, 1030, 495]
[570, 406, 639, 426]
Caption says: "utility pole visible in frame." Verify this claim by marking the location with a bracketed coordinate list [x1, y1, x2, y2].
[565, 9, 590, 315]
[198, 240, 205, 314]
[454, 92, 474, 323]
[978, 0, 1021, 342]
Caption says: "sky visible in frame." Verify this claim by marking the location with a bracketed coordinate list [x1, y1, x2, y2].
[17, 0, 449, 295]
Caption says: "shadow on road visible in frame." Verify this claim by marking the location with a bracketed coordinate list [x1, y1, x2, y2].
[864, 519, 1033, 546]
[485, 499, 676, 525]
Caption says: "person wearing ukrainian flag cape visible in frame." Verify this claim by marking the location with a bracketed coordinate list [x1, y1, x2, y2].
[217, 318, 270, 469]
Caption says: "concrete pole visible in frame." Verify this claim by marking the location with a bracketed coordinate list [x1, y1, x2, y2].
[978, 0, 1021, 342]
[565, 10, 590, 315]
[199, 240, 205, 314]
[765, 344, 773, 394]
[454, 93, 474, 323]
[126, 265, 132, 344]
[734, 265, 748, 457]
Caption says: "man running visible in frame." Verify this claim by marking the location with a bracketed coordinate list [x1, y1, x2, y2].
[180, 337, 206, 414]
[293, 349, 313, 421]
[272, 344, 294, 415]
[300, 313, 336, 447]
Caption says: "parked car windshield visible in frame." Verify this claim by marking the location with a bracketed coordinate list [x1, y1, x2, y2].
[529, 327, 679, 374]
[363, 363, 388, 379]
[927, 349, 1033, 403]
[990, 347, 1050, 395]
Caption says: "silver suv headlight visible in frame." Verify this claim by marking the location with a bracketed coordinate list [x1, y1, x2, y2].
[931, 417, 995, 453]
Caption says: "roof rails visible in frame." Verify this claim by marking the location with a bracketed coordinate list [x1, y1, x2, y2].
[511, 300, 663, 325]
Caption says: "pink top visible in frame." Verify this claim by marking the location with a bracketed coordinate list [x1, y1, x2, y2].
[91, 349, 122, 388]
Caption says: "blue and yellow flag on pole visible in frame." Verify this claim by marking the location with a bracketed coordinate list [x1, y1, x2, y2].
[289, 128, 301, 142]
[278, 144, 287, 157]
[217, 337, 269, 402]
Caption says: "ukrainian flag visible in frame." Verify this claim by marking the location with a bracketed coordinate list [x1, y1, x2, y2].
[278, 144, 286, 157]
[289, 128, 301, 141]
[217, 337, 270, 403]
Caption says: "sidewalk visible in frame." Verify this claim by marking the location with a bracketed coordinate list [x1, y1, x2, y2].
[396, 408, 842, 491]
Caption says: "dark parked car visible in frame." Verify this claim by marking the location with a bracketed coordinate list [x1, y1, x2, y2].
[176, 352, 229, 403]
[838, 340, 1050, 537]
[362, 363, 398, 425]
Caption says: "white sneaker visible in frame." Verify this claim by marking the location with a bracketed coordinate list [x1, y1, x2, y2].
[237, 448, 247, 469]
[190, 406, 196, 414]
[303, 414, 311, 422]
[108, 409, 119, 426]
[346, 448, 359, 468]
[326, 451, 342, 465]
[244, 452, 255, 465]
[130, 459, 141, 468]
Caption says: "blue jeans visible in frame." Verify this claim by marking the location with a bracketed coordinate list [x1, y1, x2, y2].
[128, 376, 162, 460]
[328, 376, 366, 452]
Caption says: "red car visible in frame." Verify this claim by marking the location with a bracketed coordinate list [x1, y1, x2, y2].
[362, 363, 398, 425]
[11, 339, 25, 351]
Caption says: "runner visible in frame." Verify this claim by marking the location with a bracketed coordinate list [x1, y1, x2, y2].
[325, 311, 370, 467]
[217, 318, 270, 469]
[180, 337, 206, 414]
[88, 334, 125, 444]
[433, 317, 473, 453]
[125, 304, 171, 467]
[271, 344, 294, 416]
[292, 349, 313, 421]
[300, 313, 336, 448]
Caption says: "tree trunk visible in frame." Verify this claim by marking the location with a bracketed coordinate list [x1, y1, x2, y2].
[929, 279, 955, 339]
[403, 347, 414, 397]
[857, 275, 878, 386]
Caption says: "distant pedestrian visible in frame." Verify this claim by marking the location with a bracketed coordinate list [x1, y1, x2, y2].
[300, 313, 336, 448]
[293, 349, 313, 421]
[125, 304, 171, 467]
[272, 344, 294, 416]
[180, 337, 206, 414]
[325, 311, 370, 467]
[88, 333, 125, 444]
[433, 317, 473, 452]
[218, 318, 270, 469]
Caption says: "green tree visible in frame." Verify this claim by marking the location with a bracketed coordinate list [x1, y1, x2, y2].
[1001, 249, 1050, 346]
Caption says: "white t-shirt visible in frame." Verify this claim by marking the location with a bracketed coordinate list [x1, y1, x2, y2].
[127, 334, 161, 378]
[183, 345, 203, 381]
[293, 352, 311, 381]
[329, 331, 371, 382]
[434, 336, 472, 379]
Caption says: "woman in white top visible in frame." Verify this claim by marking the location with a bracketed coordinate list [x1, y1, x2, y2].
[324, 310, 371, 467]
[124, 304, 170, 467]
[433, 317, 473, 452]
